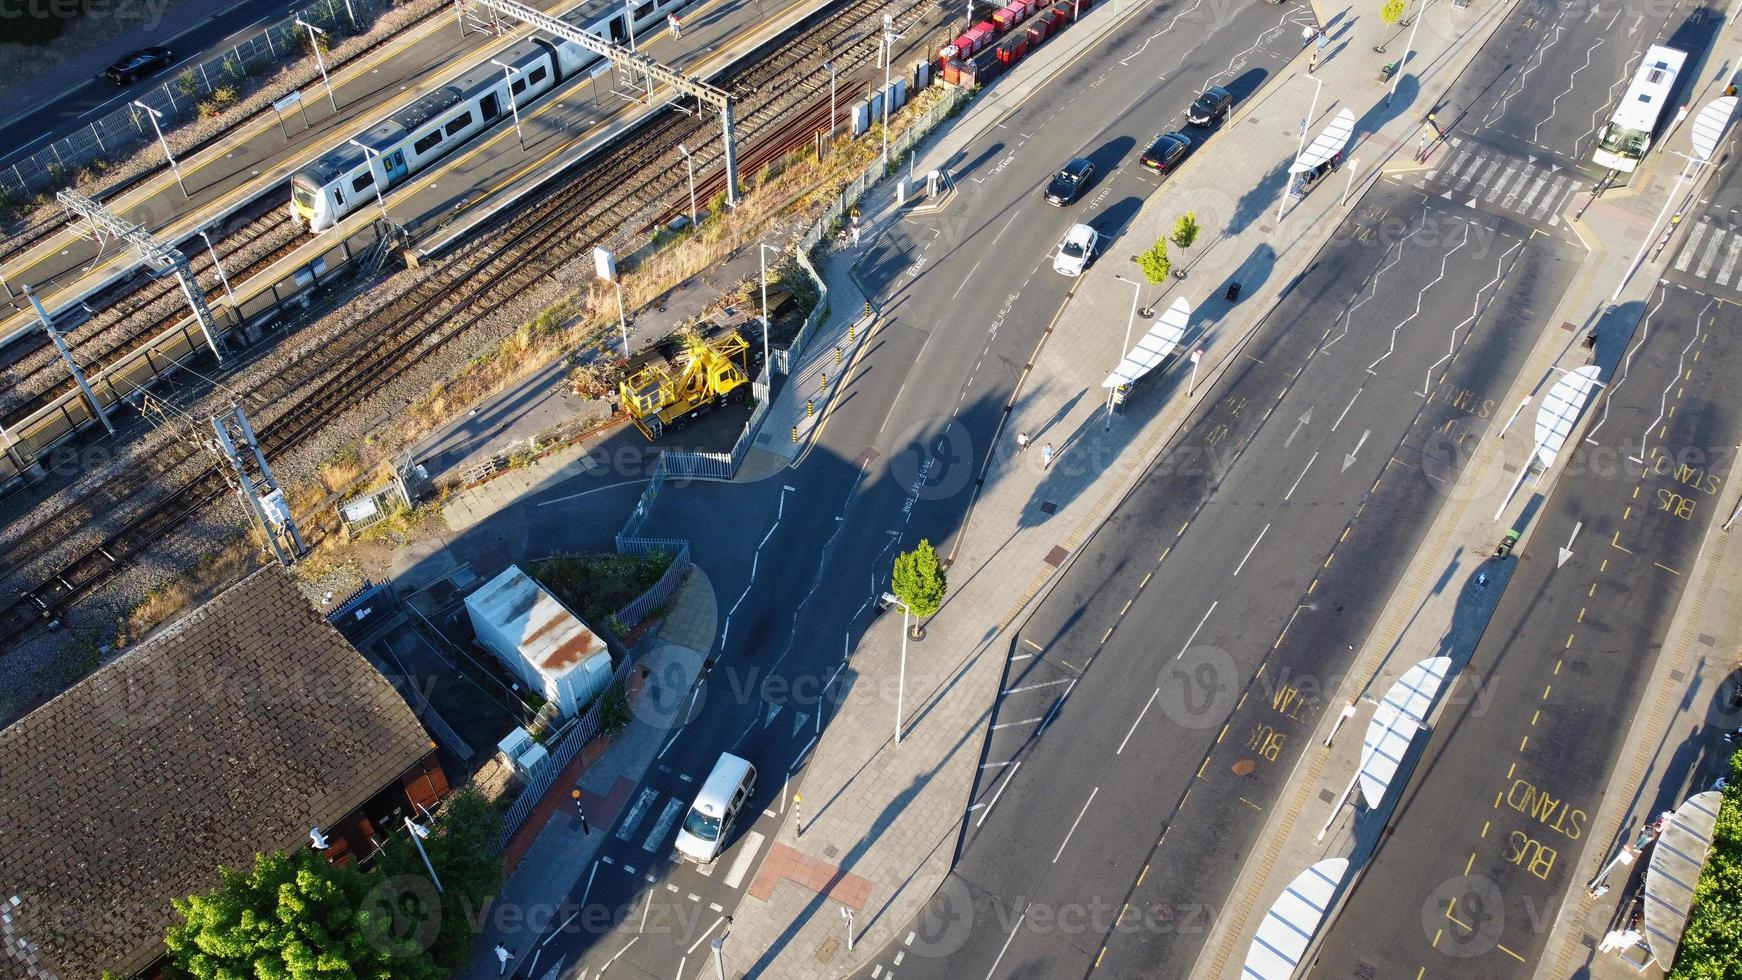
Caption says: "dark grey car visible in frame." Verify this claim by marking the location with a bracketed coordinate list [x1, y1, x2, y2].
[1044, 157, 1096, 206]
[1187, 86, 1234, 126]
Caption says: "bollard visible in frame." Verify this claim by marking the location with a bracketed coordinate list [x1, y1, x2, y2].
[864, 301, 871, 318]
[807, 399, 814, 417]
[792, 425, 799, 443]
[835, 346, 842, 364]
[820, 372, 828, 391]
[848, 322, 856, 342]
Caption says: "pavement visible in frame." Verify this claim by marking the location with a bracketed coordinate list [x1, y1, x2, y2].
[455, 566, 716, 980]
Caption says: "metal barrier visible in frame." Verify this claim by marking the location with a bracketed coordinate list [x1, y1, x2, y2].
[0, 0, 404, 203]
[613, 540, 691, 625]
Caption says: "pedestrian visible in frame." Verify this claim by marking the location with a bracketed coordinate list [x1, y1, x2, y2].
[1016, 431, 1030, 453]
[668, 12, 681, 37]
[495, 945, 515, 976]
[851, 223, 861, 247]
[1041, 443, 1055, 470]
[1301, 24, 1314, 46]
[1308, 52, 1318, 74]
[1316, 30, 1328, 51]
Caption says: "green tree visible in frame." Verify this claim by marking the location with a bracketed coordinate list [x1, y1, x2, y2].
[1170, 212, 1200, 252]
[166, 849, 444, 979]
[1671, 751, 1742, 978]
[1136, 238, 1171, 313]
[892, 539, 947, 627]
[376, 788, 506, 970]
[1381, 0, 1406, 24]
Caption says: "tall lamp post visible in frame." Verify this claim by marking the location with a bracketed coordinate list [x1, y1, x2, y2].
[346, 139, 392, 222]
[491, 58, 528, 150]
[294, 19, 338, 112]
[679, 143, 698, 227]
[881, 592, 911, 744]
[710, 916, 733, 980]
[1279, 74, 1325, 221]
[880, 14, 905, 169]
[1108, 275, 1142, 427]
[1386, 0, 1428, 107]
[132, 100, 187, 197]
[757, 242, 780, 370]
[404, 815, 445, 893]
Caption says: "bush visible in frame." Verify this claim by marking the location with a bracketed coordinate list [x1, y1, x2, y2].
[535, 551, 675, 624]
[597, 684, 631, 733]
[1671, 751, 1742, 977]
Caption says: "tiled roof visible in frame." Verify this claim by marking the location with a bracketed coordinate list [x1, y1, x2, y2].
[0, 567, 433, 979]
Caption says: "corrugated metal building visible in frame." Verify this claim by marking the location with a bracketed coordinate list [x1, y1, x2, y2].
[464, 565, 613, 716]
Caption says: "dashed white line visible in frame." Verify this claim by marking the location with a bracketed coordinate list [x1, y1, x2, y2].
[1053, 787, 1099, 863]
[1285, 452, 1319, 501]
[1177, 601, 1218, 659]
[1233, 523, 1271, 576]
[1118, 688, 1161, 755]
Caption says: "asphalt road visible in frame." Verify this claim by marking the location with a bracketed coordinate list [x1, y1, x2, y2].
[0, 0, 286, 160]
[866, 179, 1579, 980]
[503, 0, 1325, 974]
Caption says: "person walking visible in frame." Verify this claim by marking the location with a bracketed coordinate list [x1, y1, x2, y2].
[495, 945, 516, 976]
[1308, 52, 1318, 74]
[1041, 443, 1055, 470]
[668, 11, 681, 37]
[1301, 24, 1314, 46]
[1315, 30, 1328, 53]
[1016, 431, 1031, 453]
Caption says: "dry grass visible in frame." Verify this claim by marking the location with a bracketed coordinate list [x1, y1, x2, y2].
[116, 534, 260, 648]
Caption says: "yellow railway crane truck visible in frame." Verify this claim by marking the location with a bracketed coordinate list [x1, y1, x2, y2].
[619, 330, 756, 440]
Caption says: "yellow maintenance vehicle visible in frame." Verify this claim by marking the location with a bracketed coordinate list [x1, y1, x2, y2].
[619, 329, 757, 439]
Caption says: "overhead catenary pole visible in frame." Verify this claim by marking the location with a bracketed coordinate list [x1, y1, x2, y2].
[679, 143, 698, 226]
[466, 0, 739, 203]
[131, 100, 187, 197]
[197, 228, 236, 304]
[880, 15, 906, 170]
[826, 60, 838, 137]
[210, 404, 304, 565]
[24, 284, 114, 434]
[758, 242, 780, 369]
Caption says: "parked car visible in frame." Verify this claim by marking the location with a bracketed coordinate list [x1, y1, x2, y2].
[1187, 85, 1234, 126]
[105, 47, 173, 84]
[1044, 157, 1096, 205]
[1139, 131, 1193, 175]
[1054, 223, 1100, 277]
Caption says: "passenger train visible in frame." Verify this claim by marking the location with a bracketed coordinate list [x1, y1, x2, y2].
[290, 0, 690, 232]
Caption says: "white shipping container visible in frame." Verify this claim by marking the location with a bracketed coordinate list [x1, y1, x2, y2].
[464, 566, 614, 717]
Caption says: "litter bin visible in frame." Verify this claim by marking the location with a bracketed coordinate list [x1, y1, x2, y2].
[1225, 282, 1242, 302]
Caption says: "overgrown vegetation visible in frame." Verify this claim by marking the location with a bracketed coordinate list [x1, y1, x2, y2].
[597, 684, 632, 734]
[534, 551, 676, 625]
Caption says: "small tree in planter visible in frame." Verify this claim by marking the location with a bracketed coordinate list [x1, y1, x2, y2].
[892, 539, 947, 637]
[1136, 238, 1171, 316]
[1170, 212, 1200, 277]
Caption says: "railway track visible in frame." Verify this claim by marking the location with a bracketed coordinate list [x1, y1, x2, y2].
[0, 0, 941, 647]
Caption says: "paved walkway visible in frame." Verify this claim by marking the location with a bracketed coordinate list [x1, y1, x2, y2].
[457, 567, 716, 980]
[714, 0, 1533, 973]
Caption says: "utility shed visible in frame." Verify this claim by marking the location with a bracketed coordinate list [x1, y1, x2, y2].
[0, 566, 441, 980]
[465, 565, 613, 716]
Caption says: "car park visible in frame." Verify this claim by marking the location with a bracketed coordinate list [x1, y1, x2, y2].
[1044, 157, 1096, 205]
[1139, 131, 1193, 175]
[1053, 223, 1099, 277]
[105, 47, 173, 84]
[1187, 85, 1234, 126]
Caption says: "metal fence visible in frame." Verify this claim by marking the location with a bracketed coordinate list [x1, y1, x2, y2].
[614, 539, 692, 625]
[0, 0, 401, 203]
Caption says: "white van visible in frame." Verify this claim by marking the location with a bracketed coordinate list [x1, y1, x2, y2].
[674, 753, 757, 863]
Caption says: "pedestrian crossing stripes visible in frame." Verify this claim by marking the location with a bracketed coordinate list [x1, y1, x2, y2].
[1672, 218, 1742, 293]
[1427, 139, 1576, 226]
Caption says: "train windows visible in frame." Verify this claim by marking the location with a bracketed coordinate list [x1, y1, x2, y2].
[529, 66, 547, 85]
[481, 93, 500, 120]
[413, 129, 442, 155]
[352, 170, 375, 193]
[634, 1, 653, 20]
[511, 77, 527, 96]
[444, 111, 473, 137]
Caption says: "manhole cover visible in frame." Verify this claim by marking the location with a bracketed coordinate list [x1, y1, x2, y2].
[1231, 758, 1257, 776]
[1040, 501, 1057, 515]
[816, 936, 841, 963]
[1044, 546, 1068, 567]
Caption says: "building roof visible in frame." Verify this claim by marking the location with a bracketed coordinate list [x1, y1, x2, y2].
[0, 567, 433, 980]
[466, 566, 605, 676]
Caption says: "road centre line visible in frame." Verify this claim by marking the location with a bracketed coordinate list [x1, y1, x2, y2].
[976, 761, 1022, 827]
[985, 906, 1028, 979]
[1054, 787, 1099, 863]
[1285, 452, 1319, 501]
[1118, 689, 1161, 755]
[1333, 386, 1363, 431]
[1233, 523, 1271, 576]
[1178, 601, 1218, 659]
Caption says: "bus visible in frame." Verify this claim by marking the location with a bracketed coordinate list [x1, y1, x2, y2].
[1593, 45, 1688, 172]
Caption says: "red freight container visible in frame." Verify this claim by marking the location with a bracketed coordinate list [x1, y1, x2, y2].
[996, 36, 1028, 63]
[942, 58, 963, 85]
[976, 19, 998, 34]
[1027, 21, 1049, 44]
[1041, 6, 1066, 28]
[966, 24, 995, 51]
[1000, 3, 1026, 25]
[992, 8, 1016, 30]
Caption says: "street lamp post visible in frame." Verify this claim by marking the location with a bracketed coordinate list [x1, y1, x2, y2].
[404, 815, 445, 893]
[197, 228, 235, 304]
[1279, 74, 1325, 221]
[614, 278, 630, 357]
[758, 242, 780, 370]
[679, 143, 698, 227]
[1387, 0, 1427, 107]
[491, 59, 527, 150]
[841, 906, 856, 951]
[346, 139, 391, 222]
[880, 15, 905, 170]
[624, 0, 638, 51]
[710, 916, 733, 980]
[295, 19, 338, 112]
[1107, 275, 1142, 427]
[881, 592, 911, 744]
[132, 101, 187, 197]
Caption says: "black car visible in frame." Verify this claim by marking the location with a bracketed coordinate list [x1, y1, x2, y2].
[1187, 85, 1234, 126]
[1139, 132, 1193, 174]
[105, 46, 173, 85]
[1044, 158, 1096, 206]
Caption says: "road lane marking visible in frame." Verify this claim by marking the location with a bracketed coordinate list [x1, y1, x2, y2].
[1004, 678, 1073, 695]
[1233, 523, 1270, 576]
[1053, 787, 1099, 863]
[1118, 688, 1161, 755]
[722, 831, 764, 889]
[975, 761, 1021, 827]
[985, 906, 1027, 978]
[1286, 452, 1319, 501]
[1177, 601, 1218, 659]
[992, 716, 1045, 730]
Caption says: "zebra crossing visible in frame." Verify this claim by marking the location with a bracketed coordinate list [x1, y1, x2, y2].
[1425, 138, 1582, 227]
[1671, 217, 1742, 293]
